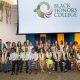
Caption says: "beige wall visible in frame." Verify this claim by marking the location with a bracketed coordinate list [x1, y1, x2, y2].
[0, 23, 26, 43]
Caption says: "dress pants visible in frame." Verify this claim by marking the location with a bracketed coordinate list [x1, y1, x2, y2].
[55, 60, 63, 71]
[12, 60, 19, 74]
[26, 60, 28, 72]
[2, 61, 9, 72]
[65, 59, 71, 70]
[18, 60, 23, 72]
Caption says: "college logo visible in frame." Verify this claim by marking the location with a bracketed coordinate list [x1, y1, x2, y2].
[34, 2, 53, 18]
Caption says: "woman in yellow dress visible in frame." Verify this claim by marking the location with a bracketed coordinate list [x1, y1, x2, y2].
[46, 48, 53, 73]
[38, 48, 46, 72]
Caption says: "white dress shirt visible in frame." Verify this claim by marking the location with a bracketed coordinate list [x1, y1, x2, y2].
[28, 46, 33, 52]
[28, 52, 38, 61]
[10, 52, 18, 61]
[22, 52, 30, 61]
[60, 45, 64, 52]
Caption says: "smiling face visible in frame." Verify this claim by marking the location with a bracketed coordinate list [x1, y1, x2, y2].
[48, 48, 51, 53]
[29, 42, 32, 46]
[17, 41, 21, 46]
[52, 42, 55, 46]
[24, 42, 27, 46]
[6, 42, 11, 47]
[63, 47, 66, 52]
[3, 47, 7, 53]
[40, 48, 43, 53]
[55, 48, 58, 53]
[35, 40, 39, 45]
[25, 48, 28, 52]
[12, 42, 16, 47]
[32, 48, 35, 53]
[11, 48, 15, 53]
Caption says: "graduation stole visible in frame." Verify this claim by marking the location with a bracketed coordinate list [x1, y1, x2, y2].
[34, 52, 37, 60]
[18, 53, 21, 60]
[62, 51, 67, 60]
[62, 51, 68, 60]
[66, 45, 69, 51]
[25, 51, 28, 60]
[2, 52, 7, 61]
[46, 52, 52, 59]
[25, 52, 26, 59]
[39, 52, 44, 60]
[17, 47, 19, 53]
[54, 52, 60, 60]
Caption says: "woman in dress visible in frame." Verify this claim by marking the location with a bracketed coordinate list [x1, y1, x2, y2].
[22, 41, 28, 52]
[16, 41, 22, 53]
[60, 40, 64, 52]
[51, 42, 56, 53]
[28, 42, 33, 52]
[11, 42, 17, 52]
[46, 48, 53, 73]
[38, 48, 46, 72]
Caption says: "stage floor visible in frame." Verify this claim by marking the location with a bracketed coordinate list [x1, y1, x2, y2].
[0, 71, 80, 80]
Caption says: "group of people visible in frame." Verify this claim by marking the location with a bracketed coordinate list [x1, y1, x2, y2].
[0, 39, 80, 75]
